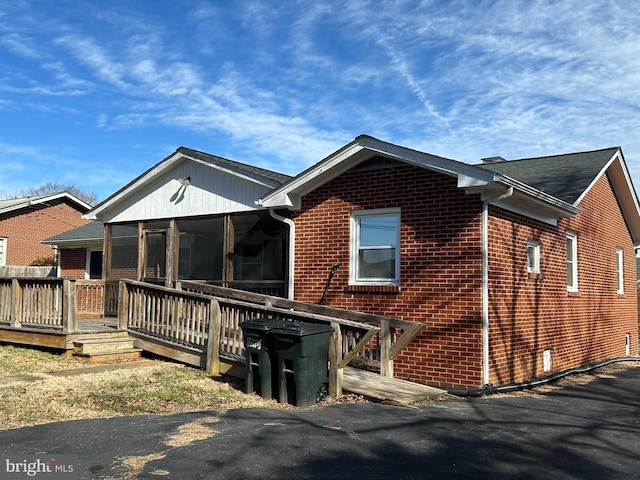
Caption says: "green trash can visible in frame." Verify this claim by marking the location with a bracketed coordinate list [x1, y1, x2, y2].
[271, 322, 334, 407]
[240, 318, 291, 400]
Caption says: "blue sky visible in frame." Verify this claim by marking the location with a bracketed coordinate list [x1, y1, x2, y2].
[1, 0, 640, 202]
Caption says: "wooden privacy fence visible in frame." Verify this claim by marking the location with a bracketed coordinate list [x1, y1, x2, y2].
[0, 277, 77, 333]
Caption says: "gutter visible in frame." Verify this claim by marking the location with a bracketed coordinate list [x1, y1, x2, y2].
[269, 209, 295, 300]
[481, 187, 513, 386]
[447, 357, 640, 397]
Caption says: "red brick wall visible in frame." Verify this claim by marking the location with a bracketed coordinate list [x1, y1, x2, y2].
[292, 164, 485, 389]
[0, 200, 89, 266]
[488, 173, 638, 386]
[59, 248, 87, 279]
[292, 162, 638, 390]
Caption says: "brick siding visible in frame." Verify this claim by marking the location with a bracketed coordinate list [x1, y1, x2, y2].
[292, 162, 639, 390]
[59, 247, 87, 279]
[292, 163, 485, 389]
[488, 173, 639, 386]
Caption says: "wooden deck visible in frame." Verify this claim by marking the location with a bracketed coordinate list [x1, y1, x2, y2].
[1, 277, 438, 406]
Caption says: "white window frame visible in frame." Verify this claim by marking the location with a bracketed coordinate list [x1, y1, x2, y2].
[350, 208, 400, 286]
[527, 241, 540, 274]
[0, 237, 6, 267]
[566, 232, 578, 292]
[616, 248, 624, 294]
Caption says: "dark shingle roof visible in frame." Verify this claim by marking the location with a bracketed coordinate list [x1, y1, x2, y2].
[478, 147, 619, 205]
[43, 222, 104, 244]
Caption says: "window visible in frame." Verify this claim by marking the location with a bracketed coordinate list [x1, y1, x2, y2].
[566, 232, 578, 291]
[350, 209, 400, 285]
[616, 248, 624, 294]
[0, 238, 5, 266]
[527, 241, 540, 274]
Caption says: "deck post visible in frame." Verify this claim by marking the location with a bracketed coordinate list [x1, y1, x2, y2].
[328, 322, 343, 397]
[205, 299, 221, 376]
[62, 279, 77, 334]
[380, 319, 393, 377]
[117, 280, 130, 330]
[10, 279, 22, 328]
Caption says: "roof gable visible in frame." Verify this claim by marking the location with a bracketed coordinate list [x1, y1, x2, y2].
[87, 148, 291, 223]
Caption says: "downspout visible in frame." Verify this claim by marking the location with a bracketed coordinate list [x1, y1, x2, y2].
[269, 209, 295, 300]
[481, 187, 513, 386]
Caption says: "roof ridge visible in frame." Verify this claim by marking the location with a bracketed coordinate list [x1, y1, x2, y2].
[496, 146, 620, 164]
[177, 146, 292, 180]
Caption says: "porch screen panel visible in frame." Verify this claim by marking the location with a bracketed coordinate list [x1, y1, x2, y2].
[110, 224, 138, 280]
[176, 217, 224, 281]
[232, 212, 287, 282]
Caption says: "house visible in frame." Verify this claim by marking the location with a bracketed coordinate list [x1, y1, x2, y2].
[46, 136, 640, 391]
[258, 135, 640, 390]
[0, 192, 92, 274]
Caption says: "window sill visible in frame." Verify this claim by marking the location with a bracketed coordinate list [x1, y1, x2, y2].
[528, 272, 544, 281]
[567, 291, 580, 298]
[344, 285, 400, 294]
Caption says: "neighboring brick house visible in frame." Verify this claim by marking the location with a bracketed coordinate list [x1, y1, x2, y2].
[259, 135, 640, 390]
[0, 192, 91, 269]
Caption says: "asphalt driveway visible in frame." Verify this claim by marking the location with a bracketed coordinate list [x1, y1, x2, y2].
[0, 363, 638, 479]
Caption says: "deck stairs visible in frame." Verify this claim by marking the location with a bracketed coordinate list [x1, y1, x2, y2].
[72, 333, 142, 364]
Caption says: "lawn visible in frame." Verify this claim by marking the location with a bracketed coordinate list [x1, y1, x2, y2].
[0, 345, 290, 430]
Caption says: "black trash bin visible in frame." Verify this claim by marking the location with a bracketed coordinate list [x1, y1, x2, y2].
[271, 322, 334, 407]
[239, 318, 291, 400]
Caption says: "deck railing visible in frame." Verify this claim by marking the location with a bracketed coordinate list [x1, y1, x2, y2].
[179, 280, 424, 396]
[119, 279, 414, 396]
[0, 277, 76, 333]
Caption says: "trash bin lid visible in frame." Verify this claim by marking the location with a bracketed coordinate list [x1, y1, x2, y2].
[239, 318, 293, 332]
[270, 321, 333, 337]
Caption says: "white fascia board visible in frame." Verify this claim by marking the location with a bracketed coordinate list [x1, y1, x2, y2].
[604, 152, 640, 246]
[499, 175, 581, 216]
[259, 141, 367, 209]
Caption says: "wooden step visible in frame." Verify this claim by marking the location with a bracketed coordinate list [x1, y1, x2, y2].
[342, 366, 447, 405]
[73, 338, 136, 355]
[72, 337, 142, 364]
[73, 349, 143, 364]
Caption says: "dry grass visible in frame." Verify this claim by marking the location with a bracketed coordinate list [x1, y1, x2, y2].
[0, 345, 290, 430]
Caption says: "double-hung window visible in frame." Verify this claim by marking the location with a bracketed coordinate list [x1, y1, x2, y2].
[616, 248, 624, 294]
[566, 232, 578, 292]
[350, 209, 400, 285]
